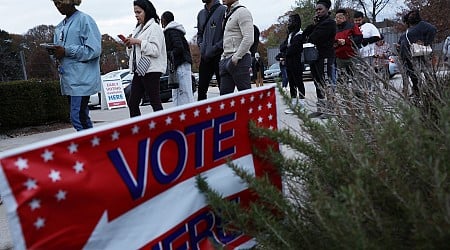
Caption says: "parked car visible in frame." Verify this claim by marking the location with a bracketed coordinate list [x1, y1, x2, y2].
[89, 69, 197, 108]
[263, 63, 281, 82]
[263, 62, 312, 82]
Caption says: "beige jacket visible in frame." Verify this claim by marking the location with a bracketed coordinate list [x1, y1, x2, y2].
[222, 2, 254, 61]
[127, 18, 167, 74]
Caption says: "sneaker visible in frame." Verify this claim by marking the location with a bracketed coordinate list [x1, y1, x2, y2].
[308, 111, 323, 118]
[284, 108, 295, 114]
[319, 113, 331, 119]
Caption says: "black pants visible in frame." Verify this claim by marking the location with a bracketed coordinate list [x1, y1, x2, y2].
[197, 55, 221, 101]
[219, 54, 252, 95]
[311, 57, 335, 99]
[128, 72, 163, 117]
[286, 62, 305, 99]
[403, 56, 428, 95]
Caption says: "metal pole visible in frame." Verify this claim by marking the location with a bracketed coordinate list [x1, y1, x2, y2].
[19, 50, 28, 80]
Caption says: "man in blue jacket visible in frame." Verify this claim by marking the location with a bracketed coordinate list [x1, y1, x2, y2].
[50, 0, 102, 131]
[196, 0, 227, 100]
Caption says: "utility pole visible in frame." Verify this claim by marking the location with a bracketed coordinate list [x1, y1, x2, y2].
[19, 50, 28, 80]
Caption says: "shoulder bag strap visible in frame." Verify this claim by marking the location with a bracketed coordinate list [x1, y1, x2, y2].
[201, 4, 221, 33]
[405, 29, 412, 45]
[222, 6, 245, 34]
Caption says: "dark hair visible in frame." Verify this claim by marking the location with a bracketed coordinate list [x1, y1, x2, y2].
[161, 11, 174, 24]
[353, 11, 364, 19]
[316, 0, 331, 9]
[290, 13, 302, 26]
[336, 9, 347, 15]
[406, 9, 422, 25]
[134, 0, 160, 25]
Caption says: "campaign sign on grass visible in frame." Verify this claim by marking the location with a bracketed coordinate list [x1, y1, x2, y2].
[0, 85, 281, 249]
[102, 79, 127, 109]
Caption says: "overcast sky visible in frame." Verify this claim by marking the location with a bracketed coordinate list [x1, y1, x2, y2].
[0, 0, 297, 41]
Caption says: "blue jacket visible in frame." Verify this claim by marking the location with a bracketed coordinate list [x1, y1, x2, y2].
[196, 0, 227, 61]
[54, 11, 102, 96]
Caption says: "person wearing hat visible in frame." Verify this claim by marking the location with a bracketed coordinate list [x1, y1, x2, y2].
[303, 0, 336, 118]
[48, 0, 102, 131]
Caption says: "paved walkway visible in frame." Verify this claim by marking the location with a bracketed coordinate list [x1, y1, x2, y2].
[0, 82, 321, 152]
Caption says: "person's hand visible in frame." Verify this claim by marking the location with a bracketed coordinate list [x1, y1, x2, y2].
[125, 37, 140, 47]
[362, 38, 369, 46]
[231, 56, 239, 66]
[53, 45, 65, 60]
[337, 39, 345, 45]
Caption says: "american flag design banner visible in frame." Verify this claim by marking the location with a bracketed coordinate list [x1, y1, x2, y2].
[0, 85, 281, 250]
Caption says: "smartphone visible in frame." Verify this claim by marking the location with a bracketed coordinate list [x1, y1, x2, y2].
[39, 43, 57, 49]
[40, 43, 57, 55]
[117, 34, 127, 42]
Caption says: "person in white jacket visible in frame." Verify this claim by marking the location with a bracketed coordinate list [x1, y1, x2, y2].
[124, 0, 167, 117]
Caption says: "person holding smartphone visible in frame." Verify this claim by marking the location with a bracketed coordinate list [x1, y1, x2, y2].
[123, 0, 167, 117]
[49, 0, 102, 131]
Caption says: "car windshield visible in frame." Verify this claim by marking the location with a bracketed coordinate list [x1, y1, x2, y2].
[102, 70, 129, 80]
[269, 64, 279, 70]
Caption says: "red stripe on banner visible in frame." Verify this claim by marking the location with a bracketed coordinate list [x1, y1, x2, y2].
[0, 85, 281, 249]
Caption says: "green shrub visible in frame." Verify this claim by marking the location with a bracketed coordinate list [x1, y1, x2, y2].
[0, 80, 69, 130]
[197, 64, 450, 249]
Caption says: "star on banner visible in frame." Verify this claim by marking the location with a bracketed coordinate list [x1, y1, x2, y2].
[41, 149, 54, 162]
[15, 157, 28, 171]
[67, 142, 79, 154]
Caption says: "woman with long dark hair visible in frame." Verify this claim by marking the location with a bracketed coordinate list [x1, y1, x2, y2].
[123, 0, 167, 117]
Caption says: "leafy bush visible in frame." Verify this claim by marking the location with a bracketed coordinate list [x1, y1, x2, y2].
[0, 80, 69, 130]
[197, 63, 450, 249]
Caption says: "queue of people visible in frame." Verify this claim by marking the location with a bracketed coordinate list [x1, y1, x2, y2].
[46, 0, 442, 131]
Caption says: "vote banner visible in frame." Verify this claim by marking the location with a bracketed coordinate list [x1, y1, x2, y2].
[0, 85, 281, 249]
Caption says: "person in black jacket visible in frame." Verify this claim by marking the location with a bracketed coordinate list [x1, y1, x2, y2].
[303, 0, 336, 118]
[398, 9, 436, 97]
[281, 14, 306, 114]
[161, 11, 194, 106]
[196, 0, 227, 100]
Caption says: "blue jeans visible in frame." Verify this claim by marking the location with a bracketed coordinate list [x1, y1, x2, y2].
[172, 63, 195, 106]
[69, 96, 93, 131]
[280, 64, 288, 88]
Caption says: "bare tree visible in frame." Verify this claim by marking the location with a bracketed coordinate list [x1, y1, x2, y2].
[345, 0, 392, 22]
[403, 0, 450, 40]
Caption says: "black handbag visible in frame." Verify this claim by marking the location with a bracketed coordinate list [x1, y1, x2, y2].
[168, 53, 179, 89]
[302, 43, 319, 64]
